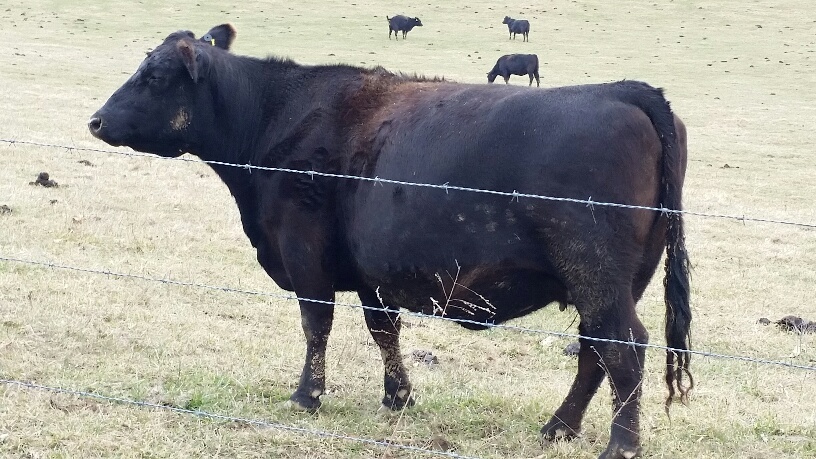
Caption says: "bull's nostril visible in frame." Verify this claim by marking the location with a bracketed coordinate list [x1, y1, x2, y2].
[88, 117, 102, 133]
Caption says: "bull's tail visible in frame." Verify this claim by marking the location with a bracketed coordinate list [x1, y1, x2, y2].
[616, 81, 693, 410]
[661, 143, 693, 410]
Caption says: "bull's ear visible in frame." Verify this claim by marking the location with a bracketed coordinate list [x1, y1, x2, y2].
[177, 40, 199, 82]
[200, 23, 236, 50]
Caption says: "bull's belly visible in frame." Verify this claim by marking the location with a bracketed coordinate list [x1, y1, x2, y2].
[363, 264, 569, 328]
[347, 189, 573, 326]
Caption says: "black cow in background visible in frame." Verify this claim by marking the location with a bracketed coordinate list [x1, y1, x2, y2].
[488, 54, 540, 87]
[387, 15, 423, 39]
[503, 16, 530, 41]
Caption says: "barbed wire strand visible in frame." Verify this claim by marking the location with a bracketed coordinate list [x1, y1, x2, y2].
[2, 138, 814, 229]
[2, 254, 814, 372]
[0, 378, 482, 459]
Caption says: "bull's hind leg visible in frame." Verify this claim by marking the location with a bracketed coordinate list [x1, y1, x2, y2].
[359, 287, 414, 411]
[540, 322, 607, 442]
[574, 292, 648, 459]
[592, 297, 647, 459]
[543, 288, 647, 459]
[542, 248, 648, 459]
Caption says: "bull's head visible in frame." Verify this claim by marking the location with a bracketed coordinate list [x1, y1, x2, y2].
[88, 24, 236, 157]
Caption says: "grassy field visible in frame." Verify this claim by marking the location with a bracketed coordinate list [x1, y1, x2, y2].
[1, 0, 815, 458]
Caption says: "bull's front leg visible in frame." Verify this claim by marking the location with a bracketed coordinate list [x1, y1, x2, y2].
[276, 220, 337, 412]
[359, 287, 414, 411]
[289, 296, 334, 412]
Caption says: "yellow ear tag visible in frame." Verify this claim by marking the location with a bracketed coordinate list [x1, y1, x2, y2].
[210, 38, 215, 46]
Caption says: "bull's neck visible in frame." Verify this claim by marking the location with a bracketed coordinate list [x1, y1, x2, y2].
[191, 56, 322, 248]
[193, 55, 272, 166]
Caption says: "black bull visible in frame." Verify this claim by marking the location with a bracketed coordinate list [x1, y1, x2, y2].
[89, 24, 691, 459]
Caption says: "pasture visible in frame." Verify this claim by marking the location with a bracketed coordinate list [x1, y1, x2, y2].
[1, 0, 814, 458]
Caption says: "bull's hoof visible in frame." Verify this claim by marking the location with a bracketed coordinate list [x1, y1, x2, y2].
[287, 392, 321, 413]
[277, 400, 307, 412]
[540, 418, 580, 443]
[381, 388, 415, 411]
[278, 399, 319, 413]
[598, 443, 641, 459]
[376, 404, 397, 417]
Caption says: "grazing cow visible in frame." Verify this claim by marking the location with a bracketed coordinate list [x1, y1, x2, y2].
[387, 15, 423, 39]
[503, 16, 530, 41]
[487, 53, 540, 87]
[89, 24, 692, 459]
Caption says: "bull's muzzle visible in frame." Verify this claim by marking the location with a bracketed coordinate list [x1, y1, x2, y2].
[88, 116, 103, 138]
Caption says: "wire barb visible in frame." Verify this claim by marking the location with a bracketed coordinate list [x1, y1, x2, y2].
[586, 196, 596, 224]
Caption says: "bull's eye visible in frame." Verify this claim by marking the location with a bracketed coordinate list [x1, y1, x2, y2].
[147, 74, 164, 87]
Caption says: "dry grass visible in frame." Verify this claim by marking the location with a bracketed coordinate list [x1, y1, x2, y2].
[1, 0, 815, 458]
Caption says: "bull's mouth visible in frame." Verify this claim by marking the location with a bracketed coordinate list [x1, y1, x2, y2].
[88, 116, 187, 157]
[114, 138, 188, 157]
[126, 141, 187, 157]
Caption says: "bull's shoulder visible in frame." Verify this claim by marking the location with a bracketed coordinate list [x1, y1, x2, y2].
[344, 72, 444, 132]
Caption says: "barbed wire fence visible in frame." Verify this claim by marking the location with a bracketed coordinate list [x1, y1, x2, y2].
[1, 254, 814, 372]
[1, 137, 815, 458]
[2, 138, 815, 229]
[0, 378, 483, 459]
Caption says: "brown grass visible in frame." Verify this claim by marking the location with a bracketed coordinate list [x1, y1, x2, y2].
[1, 0, 814, 458]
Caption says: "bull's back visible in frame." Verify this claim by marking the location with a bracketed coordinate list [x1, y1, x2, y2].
[388, 15, 409, 30]
[505, 54, 537, 73]
[513, 20, 530, 32]
[361, 83, 661, 202]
